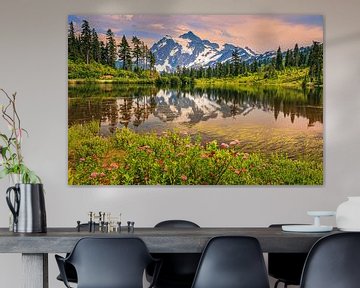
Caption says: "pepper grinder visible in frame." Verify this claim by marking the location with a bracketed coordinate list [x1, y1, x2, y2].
[77, 221, 81, 232]
[88, 212, 93, 232]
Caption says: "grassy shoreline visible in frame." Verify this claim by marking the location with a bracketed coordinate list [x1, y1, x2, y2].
[194, 68, 315, 88]
[68, 122, 323, 185]
[68, 78, 156, 84]
[68, 60, 319, 89]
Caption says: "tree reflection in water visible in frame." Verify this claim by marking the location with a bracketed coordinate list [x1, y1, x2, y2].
[68, 83, 323, 160]
[69, 83, 322, 128]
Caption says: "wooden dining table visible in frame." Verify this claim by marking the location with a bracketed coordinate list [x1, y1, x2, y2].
[0, 226, 339, 288]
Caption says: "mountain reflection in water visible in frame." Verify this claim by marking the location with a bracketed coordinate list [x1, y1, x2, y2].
[68, 84, 323, 160]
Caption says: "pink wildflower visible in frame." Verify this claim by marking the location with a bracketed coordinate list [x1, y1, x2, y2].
[180, 175, 188, 181]
[229, 139, 240, 146]
[233, 168, 247, 175]
[110, 162, 119, 169]
[220, 143, 229, 149]
[90, 172, 98, 178]
[79, 158, 85, 162]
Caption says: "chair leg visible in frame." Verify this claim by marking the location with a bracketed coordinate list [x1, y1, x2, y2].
[274, 280, 290, 288]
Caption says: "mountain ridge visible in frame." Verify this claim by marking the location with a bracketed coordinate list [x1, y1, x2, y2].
[150, 31, 275, 72]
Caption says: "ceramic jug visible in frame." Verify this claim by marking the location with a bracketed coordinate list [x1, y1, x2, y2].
[336, 196, 360, 231]
[6, 183, 47, 233]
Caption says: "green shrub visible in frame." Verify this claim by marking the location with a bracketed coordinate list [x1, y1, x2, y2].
[170, 76, 182, 87]
[68, 123, 323, 185]
[68, 122, 109, 159]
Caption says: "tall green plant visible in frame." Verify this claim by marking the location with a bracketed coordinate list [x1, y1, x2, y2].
[0, 89, 40, 183]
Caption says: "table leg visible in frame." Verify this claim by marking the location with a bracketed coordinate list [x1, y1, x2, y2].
[22, 253, 48, 288]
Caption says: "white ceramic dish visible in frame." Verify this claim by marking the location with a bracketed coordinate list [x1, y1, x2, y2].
[282, 225, 333, 232]
[307, 211, 336, 217]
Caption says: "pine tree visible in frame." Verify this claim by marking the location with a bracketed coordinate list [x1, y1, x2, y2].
[288, 50, 294, 67]
[293, 43, 300, 67]
[118, 35, 132, 70]
[91, 28, 101, 62]
[231, 48, 241, 76]
[132, 36, 142, 70]
[251, 60, 258, 73]
[308, 41, 323, 84]
[240, 62, 247, 75]
[149, 51, 156, 75]
[275, 46, 283, 70]
[141, 42, 149, 69]
[299, 52, 306, 67]
[68, 22, 78, 61]
[80, 20, 92, 64]
[106, 29, 117, 68]
[100, 41, 108, 65]
[206, 66, 212, 78]
[285, 49, 290, 67]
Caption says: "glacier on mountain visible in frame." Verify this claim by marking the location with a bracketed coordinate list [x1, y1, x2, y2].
[150, 31, 271, 72]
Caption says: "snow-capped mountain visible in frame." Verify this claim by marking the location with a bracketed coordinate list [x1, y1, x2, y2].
[150, 31, 270, 72]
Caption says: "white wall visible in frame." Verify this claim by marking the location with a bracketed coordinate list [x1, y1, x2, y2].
[0, 0, 360, 286]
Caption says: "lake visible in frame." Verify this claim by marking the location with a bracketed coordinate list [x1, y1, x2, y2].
[68, 83, 323, 161]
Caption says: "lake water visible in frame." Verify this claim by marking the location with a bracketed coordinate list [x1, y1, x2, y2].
[68, 83, 323, 161]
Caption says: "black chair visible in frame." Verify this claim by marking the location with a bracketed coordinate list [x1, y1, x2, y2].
[268, 224, 308, 288]
[147, 220, 201, 288]
[300, 232, 360, 288]
[55, 237, 160, 288]
[56, 223, 99, 284]
[191, 236, 270, 288]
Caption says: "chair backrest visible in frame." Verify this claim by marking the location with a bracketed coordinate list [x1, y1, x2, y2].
[155, 220, 200, 228]
[191, 236, 270, 288]
[300, 232, 360, 288]
[152, 220, 201, 285]
[67, 237, 154, 288]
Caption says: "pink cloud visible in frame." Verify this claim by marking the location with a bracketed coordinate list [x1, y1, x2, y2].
[188, 15, 323, 52]
[70, 15, 323, 52]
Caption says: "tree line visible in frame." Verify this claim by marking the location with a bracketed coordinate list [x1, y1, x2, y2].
[163, 42, 323, 85]
[68, 20, 156, 72]
[68, 20, 323, 85]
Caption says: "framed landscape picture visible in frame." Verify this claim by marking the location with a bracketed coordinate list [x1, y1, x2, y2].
[67, 15, 323, 185]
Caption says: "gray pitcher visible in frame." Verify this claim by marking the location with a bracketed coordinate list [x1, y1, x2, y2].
[6, 183, 47, 233]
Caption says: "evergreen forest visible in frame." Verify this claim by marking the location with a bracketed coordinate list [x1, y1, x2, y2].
[68, 20, 323, 87]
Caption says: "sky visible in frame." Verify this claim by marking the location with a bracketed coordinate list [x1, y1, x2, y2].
[68, 14, 323, 53]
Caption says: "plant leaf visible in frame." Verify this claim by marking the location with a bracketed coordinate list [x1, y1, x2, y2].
[0, 168, 9, 179]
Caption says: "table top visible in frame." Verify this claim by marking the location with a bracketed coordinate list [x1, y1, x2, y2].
[0, 227, 340, 254]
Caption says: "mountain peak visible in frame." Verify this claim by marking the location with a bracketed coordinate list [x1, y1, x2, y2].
[244, 46, 257, 56]
[179, 31, 202, 42]
[150, 31, 280, 72]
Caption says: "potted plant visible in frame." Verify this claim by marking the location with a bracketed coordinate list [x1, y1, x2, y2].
[0, 88, 46, 233]
[0, 89, 40, 183]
